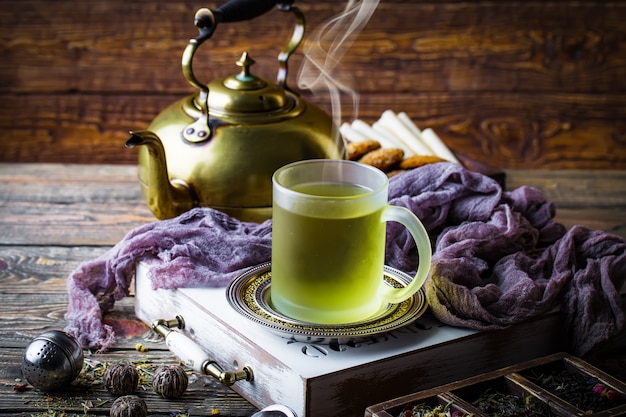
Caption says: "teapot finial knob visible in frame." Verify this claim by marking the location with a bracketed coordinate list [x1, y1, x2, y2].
[236, 52, 255, 81]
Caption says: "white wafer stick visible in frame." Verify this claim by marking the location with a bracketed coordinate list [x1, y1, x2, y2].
[340, 122, 368, 143]
[398, 111, 460, 164]
[351, 119, 404, 151]
[421, 128, 461, 164]
[379, 110, 435, 156]
[372, 121, 415, 156]
[397, 112, 423, 138]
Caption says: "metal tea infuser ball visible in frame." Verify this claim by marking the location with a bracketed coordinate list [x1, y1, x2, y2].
[21, 330, 84, 391]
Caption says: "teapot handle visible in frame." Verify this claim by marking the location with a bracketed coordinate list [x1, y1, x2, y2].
[182, 0, 304, 94]
[276, 3, 305, 92]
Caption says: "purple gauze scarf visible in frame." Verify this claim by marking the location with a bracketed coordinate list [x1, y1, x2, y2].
[65, 162, 626, 356]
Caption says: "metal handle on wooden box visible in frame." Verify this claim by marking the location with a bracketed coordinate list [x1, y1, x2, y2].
[152, 316, 254, 386]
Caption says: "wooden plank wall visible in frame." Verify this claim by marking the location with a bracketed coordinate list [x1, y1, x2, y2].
[1, 0, 625, 170]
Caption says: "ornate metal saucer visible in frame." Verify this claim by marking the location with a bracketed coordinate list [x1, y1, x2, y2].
[226, 262, 428, 343]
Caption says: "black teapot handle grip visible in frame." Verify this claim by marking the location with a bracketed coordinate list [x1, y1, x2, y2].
[190, 0, 295, 43]
[215, 0, 281, 23]
[182, 0, 303, 94]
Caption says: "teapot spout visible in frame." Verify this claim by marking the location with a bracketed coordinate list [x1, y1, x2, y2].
[126, 131, 197, 219]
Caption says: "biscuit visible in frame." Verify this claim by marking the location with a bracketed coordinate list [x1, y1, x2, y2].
[398, 154, 447, 169]
[346, 139, 381, 160]
[359, 148, 404, 172]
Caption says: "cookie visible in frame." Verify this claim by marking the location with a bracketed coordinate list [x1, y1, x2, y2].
[398, 154, 447, 169]
[346, 139, 381, 160]
[359, 148, 404, 172]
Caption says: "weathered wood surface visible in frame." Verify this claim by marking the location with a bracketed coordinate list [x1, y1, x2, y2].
[0, 163, 625, 416]
[1, 1, 626, 169]
[1, 347, 257, 416]
[0, 163, 257, 415]
[505, 169, 626, 237]
[2, 164, 626, 246]
[0, 164, 153, 245]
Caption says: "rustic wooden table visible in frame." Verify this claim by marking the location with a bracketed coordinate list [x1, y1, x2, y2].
[1, 163, 625, 417]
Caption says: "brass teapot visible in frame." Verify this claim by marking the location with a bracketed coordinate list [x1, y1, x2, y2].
[127, 0, 345, 222]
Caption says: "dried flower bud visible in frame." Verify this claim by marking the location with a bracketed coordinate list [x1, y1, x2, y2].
[152, 364, 188, 399]
[104, 362, 139, 395]
[110, 395, 147, 417]
[606, 389, 621, 403]
[593, 384, 605, 395]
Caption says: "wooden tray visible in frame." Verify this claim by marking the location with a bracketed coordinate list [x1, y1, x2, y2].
[365, 352, 626, 417]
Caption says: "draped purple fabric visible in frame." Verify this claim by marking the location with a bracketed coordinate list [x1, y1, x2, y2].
[65, 162, 626, 356]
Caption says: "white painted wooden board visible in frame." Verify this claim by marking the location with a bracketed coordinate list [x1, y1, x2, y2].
[134, 261, 565, 417]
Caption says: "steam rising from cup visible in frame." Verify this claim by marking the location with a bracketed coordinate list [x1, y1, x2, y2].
[297, 0, 380, 129]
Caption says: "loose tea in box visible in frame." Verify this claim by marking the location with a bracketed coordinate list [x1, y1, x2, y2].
[452, 377, 557, 417]
[366, 353, 626, 417]
[522, 363, 625, 413]
[398, 399, 471, 417]
[471, 388, 556, 417]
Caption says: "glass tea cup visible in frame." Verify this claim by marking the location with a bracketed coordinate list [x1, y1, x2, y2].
[270, 159, 431, 325]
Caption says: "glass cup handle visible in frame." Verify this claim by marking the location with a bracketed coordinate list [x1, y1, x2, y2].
[379, 205, 432, 304]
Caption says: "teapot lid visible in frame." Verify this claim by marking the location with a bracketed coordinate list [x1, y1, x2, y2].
[206, 52, 293, 117]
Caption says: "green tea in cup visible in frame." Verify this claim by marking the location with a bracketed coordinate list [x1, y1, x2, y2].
[271, 159, 431, 325]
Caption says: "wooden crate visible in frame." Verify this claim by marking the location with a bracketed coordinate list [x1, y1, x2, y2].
[366, 352, 626, 417]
